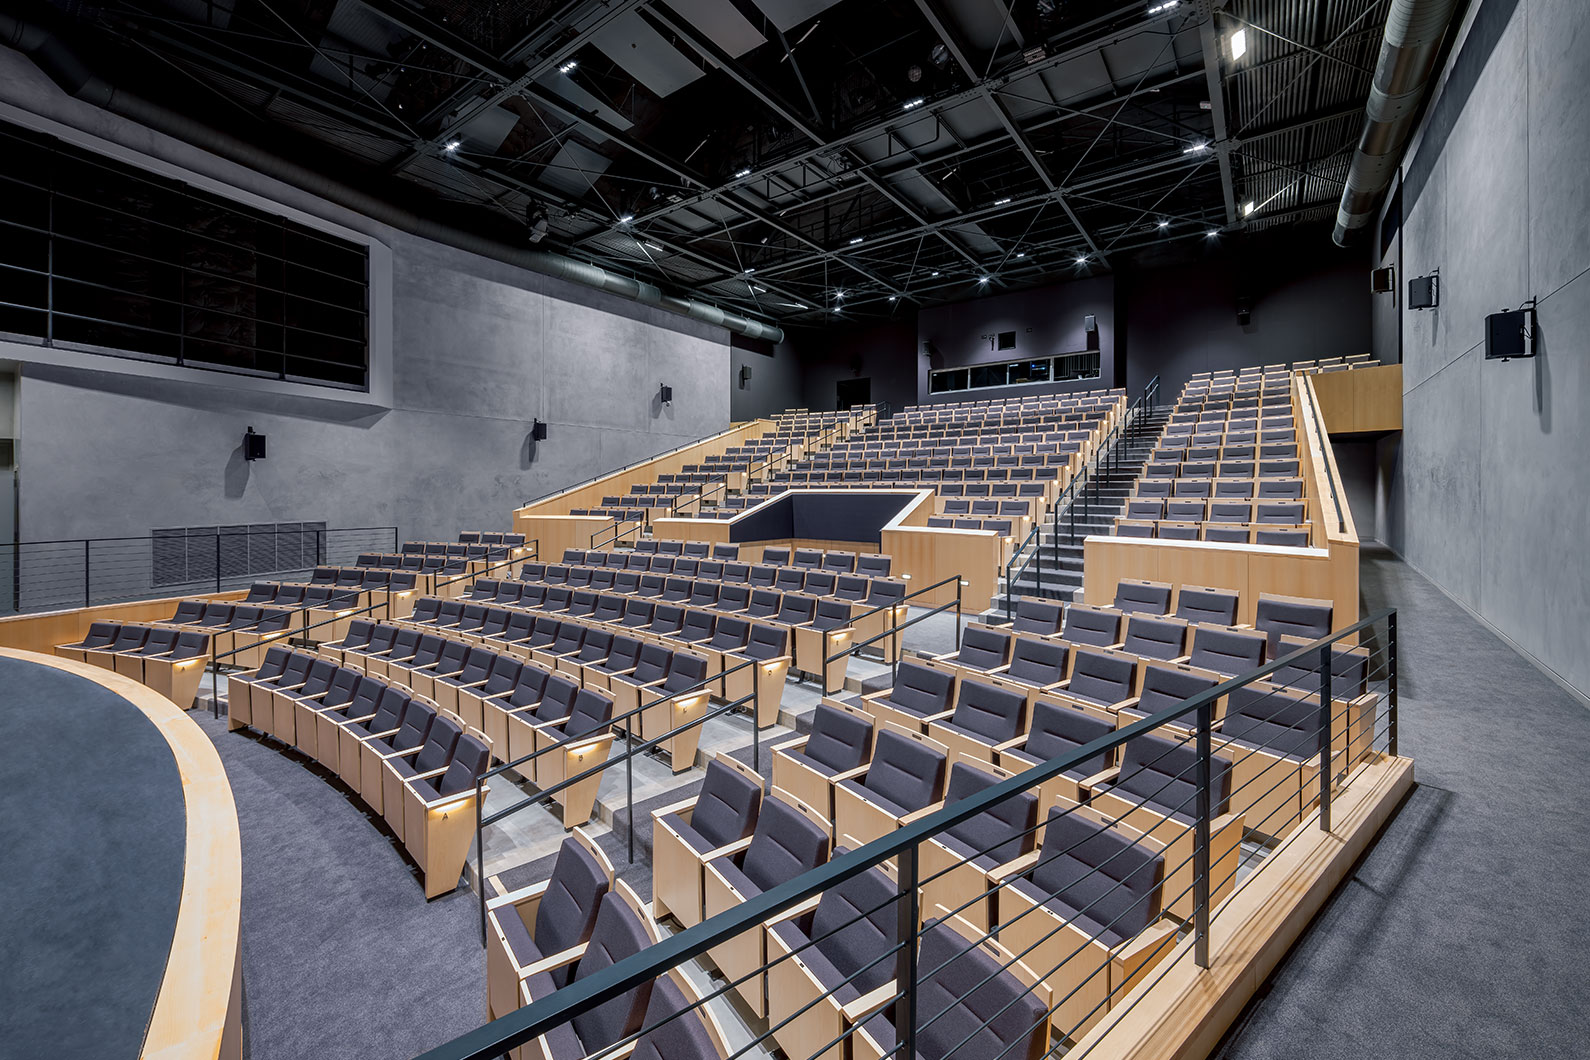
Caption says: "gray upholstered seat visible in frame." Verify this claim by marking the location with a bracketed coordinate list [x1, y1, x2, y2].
[1010, 806, 1166, 950]
[1064, 650, 1135, 707]
[837, 728, 947, 818]
[1218, 684, 1323, 762]
[1004, 700, 1114, 778]
[1112, 579, 1172, 616]
[1186, 626, 1266, 676]
[937, 680, 1027, 747]
[1121, 616, 1189, 661]
[932, 763, 1038, 871]
[539, 893, 657, 1059]
[1011, 598, 1063, 636]
[1101, 733, 1232, 825]
[1061, 605, 1122, 648]
[708, 796, 830, 901]
[944, 625, 1012, 671]
[657, 758, 761, 856]
[870, 661, 955, 722]
[1174, 587, 1239, 627]
[784, 703, 873, 777]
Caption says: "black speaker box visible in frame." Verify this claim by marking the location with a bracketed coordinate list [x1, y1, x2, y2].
[531, 419, 548, 441]
[1485, 308, 1535, 360]
[243, 429, 267, 461]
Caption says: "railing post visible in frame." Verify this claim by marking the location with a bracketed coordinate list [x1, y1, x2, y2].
[1318, 644, 1333, 833]
[82, 538, 90, 608]
[476, 778, 487, 944]
[894, 843, 921, 1060]
[1194, 697, 1213, 969]
[955, 579, 963, 650]
[626, 715, 635, 864]
[1004, 560, 1013, 624]
[752, 663, 762, 773]
[214, 532, 222, 594]
[1387, 612, 1399, 757]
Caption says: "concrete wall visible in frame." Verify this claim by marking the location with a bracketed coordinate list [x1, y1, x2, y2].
[729, 337, 804, 421]
[0, 46, 730, 551]
[1373, 0, 1590, 699]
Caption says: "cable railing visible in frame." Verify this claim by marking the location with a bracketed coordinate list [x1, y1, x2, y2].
[518, 421, 761, 510]
[418, 607, 1402, 1060]
[0, 525, 398, 616]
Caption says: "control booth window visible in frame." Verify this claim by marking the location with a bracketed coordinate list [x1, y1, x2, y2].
[0, 119, 369, 390]
[929, 351, 1099, 394]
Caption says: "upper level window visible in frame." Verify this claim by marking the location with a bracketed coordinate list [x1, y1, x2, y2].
[929, 351, 1099, 394]
[0, 119, 369, 389]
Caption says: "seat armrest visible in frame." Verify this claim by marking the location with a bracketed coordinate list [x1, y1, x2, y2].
[485, 879, 550, 911]
[990, 849, 1040, 884]
[992, 734, 1028, 753]
[920, 709, 955, 726]
[839, 981, 900, 1024]
[1078, 766, 1120, 793]
[899, 800, 945, 826]
[702, 836, 755, 862]
[766, 893, 823, 926]
[771, 734, 811, 756]
[519, 943, 588, 982]
[650, 796, 698, 821]
[829, 763, 871, 784]
[1110, 918, 1178, 966]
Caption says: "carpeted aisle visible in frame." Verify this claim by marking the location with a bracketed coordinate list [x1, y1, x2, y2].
[1216, 545, 1590, 1060]
[193, 711, 485, 1060]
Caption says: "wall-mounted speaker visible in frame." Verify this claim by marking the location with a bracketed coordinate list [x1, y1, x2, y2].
[1083, 313, 1099, 351]
[659, 384, 673, 404]
[531, 419, 548, 441]
[243, 426, 267, 461]
[1371, 266, 1395, 293]
[739, 365, 752, 388]
[1485, 304, 1536, 361]
[1235, 296, 1253, 326]
[1408, 273, 1438, 310]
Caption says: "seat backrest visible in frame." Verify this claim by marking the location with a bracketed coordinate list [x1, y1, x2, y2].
[569, 892, 657, 1050]
[1138, 664, 1220, 714]
[953, 625, 1011, 669]
[507, 665, 550, 708]
[1121, 616, 1189, 661]
[631, 643, 672, 684]
[1012, 598, 1063, 635]
[1062, 604, 1122, 647]
[534, 835, 613, 989]
[536, 674, 581, 723]
[1187, 626, 1266, 675]
[737, 796, 831, 893]
[661, 651, 707, 691]
[1066, 650, 1136, 706]
[1175, 586, 1239, 626]
[862, 729, 947, 811]
[1005, 637, 1068, 686]
[561, 689, 615, 741]
[1220, 683, 1324, 760]
[138, 627, 180, 655]
[908, 918, 1049, 1060]
[788, 685, 870, 778]
[950, 680, 1027, 742]
[1112, 579, 1172, 616]
[707, 617, 750, 651]
[940, 763, 1037, 865]
[413, 714, 463, 775]
[1253, 594, 1333, 653]
[1022, 701, 1113, 776]
[1028, 807, 1165, 948]
[886, 661, 956, 715]
[689, 759, 762, 849]
[741, 623, 788, 661]
[1116, 732, 1232, 816]
[808, 858, 901, 996]
[388, 698, 437, 751]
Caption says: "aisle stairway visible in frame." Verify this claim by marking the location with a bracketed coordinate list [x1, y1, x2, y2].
[993, 404, 1174, 611]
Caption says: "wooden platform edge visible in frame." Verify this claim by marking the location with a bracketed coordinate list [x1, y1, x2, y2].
[0, 649, 244, 1060]
[1075, 752, 1416, 1060]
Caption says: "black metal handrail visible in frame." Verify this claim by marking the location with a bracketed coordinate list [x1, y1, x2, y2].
[416, 607, 1399, 1060]
[518, 421, 760, 509]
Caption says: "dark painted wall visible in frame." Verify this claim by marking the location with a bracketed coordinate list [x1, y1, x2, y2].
[729, 335, 804, 421]
[916, 274, 1117, 404]
[1120, 228, 1373, 400]
[790, 317, 919, 414]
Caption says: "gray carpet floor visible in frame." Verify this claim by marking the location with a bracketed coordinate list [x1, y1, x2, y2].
[1216, 545, 1590, 1059]
[194, 713, 485, 1060]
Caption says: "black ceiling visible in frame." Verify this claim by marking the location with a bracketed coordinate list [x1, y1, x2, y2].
[38, 0, 1389, 325]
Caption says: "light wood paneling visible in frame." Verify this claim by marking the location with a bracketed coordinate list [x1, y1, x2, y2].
[0, 648, 243, 1060]
[0, 590, 248, 656]
[1310, 363, 1403, 435]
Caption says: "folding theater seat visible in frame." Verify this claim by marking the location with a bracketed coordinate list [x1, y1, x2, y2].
[978, 635, 1068, 711]
[530, 687, 616, 827]
[504, 673, 580, 773]
[529, 622, 587, 672]
[766, 857, 900, 1060]
[254, 650, 314, 739]
[849, 578, 909, 664]
[1174, 585, 1240, 626]
[634, 650, 712, 773]
[1079, 731, 1244, 921]
[1010, 597, 1063, 636]
[486, 829, 614, 1020]
[926, 624, 1013, 690]
[651, 756, 763, 927]
[1210, 682, 1347, 839]
[452, 653, 522, 735]
[1120, 615, 1192, 662]
[1061, 604, 1124, 648]
[927, 678, 1029, 765]
[225, 645, 292, 731]
[432, 645, 500, 718]
[513, 884, 662, 1060]
[409, 637, 470, 702]
[84, 623, 149, 670]
[1186, 625, 1267, 676]
[581, 635, 643, 693]
[917, 761, 1039, 931]
[1253, 593, 1333, 657]
[336, 623, 393, 672]
[312, 673, 385, 773]
[350, 692, 434, 810]
[857, 659, 956, 734]
[832, 725, 948, 852]
[702, 793, 832, 1016]
[288, 663, 362, 758]
[722, 623, 793, 727]
[380, 711, 463, 841]
[108, 625, 177, 681]
[994, 805, 1176, 1037]
[771, 701, 874, 820]
[998, 699, 1116, 807]
[1112, 579, 1173, 616]
[791, 597, 856, 694]
[478, 664, 548, 758]
[1040, 646, 1138, 720]
[55, 621, 119, 663]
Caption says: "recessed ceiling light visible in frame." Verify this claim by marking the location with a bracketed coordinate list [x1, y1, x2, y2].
[903, 98, 925, 110]
[849, 237, 863, 245]
[1157, 219, 1170, 229]
[1182, 142, 1208, 154]
[734, 168, 751, 178]
[559, 60, 578, 73]
[993, 197, 1012, 206]
[444, 141, 461, 152]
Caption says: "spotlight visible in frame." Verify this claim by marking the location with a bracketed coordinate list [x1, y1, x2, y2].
[735, 167, 752, 178]
[1147, 1, 1179, 13]
[1206, 229, 1219, 238]
[743, 267, 756, 274]
[444, 141, 461, 152]
[1243, 201, 1256, 216]
[1182, 142, 1208, 154]
[889, 295, 898, 302]
[1015, 251, 1026, 258]
[931, 270, 940, 276]
[903, 97, 925, 110]
[1157, 219, 1170, 229]
[618, 214, 633, 224]
[558, 60, 578, 73]
[835, 289, 845, 299]
[849, 237, 863, 245]
[1075, 255, 1087, 265]
[993, 197, 1012, 206]
[978, 276, 990, 285]
[1229, 28, 1247, 61]
[526, 204, 549, 244]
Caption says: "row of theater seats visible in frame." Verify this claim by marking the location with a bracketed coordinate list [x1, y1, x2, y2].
[552, 545, 890, 578]
[225, 648, 491, 898]
[630, 538, 740, 559]
[456, 531, 530, 546]
[56, 622, 212, 706]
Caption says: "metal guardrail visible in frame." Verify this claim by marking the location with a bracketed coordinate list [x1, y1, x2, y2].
[417, 606, 1402, 1060]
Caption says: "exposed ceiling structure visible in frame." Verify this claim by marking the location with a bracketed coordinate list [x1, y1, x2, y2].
[36, 0, 1390, 326]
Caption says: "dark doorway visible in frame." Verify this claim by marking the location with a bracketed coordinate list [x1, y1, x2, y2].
[836, 377, 871, 411]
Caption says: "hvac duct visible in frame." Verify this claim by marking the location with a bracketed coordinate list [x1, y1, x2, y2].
[1333, 0, 1460, 245]
[0, 12, 785, 343]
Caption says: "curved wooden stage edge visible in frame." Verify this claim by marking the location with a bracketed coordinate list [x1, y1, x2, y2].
[0, 648, 242, 1060]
